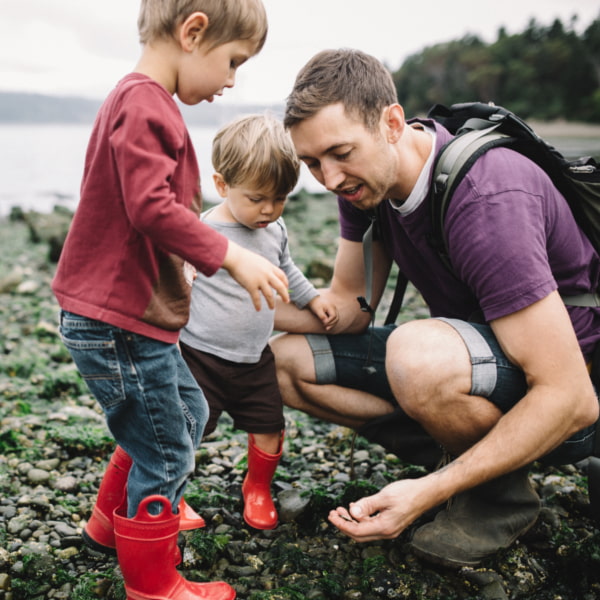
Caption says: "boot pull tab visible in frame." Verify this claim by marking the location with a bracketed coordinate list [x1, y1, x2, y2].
[135, 495, 176, 522]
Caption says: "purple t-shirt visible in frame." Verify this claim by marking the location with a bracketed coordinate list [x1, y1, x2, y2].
[339, 120, 600, 359]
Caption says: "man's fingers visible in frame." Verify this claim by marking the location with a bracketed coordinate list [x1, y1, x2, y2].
[328, 508, 385, 543]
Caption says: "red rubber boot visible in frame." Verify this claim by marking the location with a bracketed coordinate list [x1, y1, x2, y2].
[83, 446, 205, 554]
[83, 445, 131, 554]
[114, 496, 236, 600]
[241, 433, 283, 530]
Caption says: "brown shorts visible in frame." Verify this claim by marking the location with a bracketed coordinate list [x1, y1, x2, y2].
[180, 341, 285, 437]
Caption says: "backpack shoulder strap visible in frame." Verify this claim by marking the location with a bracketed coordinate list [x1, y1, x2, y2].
[358, 212, 378, 315]
[430, 124, 600, 308]
[359, 211, 410, 325]
[384, 271, 409, 325]
[429, 125, 511, 270]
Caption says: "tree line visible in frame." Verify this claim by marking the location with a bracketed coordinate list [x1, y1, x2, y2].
[392, 15, 600, 122]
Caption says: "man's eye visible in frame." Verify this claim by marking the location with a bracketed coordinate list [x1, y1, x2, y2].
[336, 151, 351, 160]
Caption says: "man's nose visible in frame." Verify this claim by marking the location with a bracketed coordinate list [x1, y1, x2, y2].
[321, 161, 344, 191]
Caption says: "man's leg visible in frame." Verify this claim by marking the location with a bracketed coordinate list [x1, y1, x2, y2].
[385, 318, 540, 567]
[385, 318, 503, 454]
[271, 328, 443, 467]
[270, 332, 394, 429]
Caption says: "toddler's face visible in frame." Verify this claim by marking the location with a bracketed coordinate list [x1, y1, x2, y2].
[222, 184, 287, 230]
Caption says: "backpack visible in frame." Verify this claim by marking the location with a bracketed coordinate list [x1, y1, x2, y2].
[370, 101, 600, 326]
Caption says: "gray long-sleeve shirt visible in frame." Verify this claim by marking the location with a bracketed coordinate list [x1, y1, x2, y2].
[179, 214, 318, 363]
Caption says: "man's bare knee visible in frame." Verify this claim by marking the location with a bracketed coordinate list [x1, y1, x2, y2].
[385, 319, 473, 418]
[269, 333, 316, 410]
[270, 333, 314, 378]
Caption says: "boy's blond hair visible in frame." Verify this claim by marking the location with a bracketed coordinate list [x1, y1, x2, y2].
[212, 114, 300, 197]
[138, 0, 268, 52]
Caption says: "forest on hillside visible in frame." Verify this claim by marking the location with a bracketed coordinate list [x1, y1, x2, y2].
[392, 15, 600, 122]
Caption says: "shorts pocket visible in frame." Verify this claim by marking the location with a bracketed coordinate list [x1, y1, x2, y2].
[60, 332, 126, 410]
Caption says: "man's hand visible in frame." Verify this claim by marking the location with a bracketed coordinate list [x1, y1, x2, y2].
[328, 478, 441, 542]
[222, 241, 290, 310]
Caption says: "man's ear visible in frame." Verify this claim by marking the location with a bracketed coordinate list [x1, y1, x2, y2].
[212, 173, 228, 198]
[383, 104, 405, 143]
[179, 12, 209, 52]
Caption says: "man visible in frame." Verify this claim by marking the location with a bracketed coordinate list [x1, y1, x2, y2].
[271, 48, 600, 567]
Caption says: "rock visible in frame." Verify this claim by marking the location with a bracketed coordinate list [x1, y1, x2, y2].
[16, 279, 40, 295]
[351, 450, 370, 463]
[463, 569, 508, 600]
[52, 475, 79, 493]
[305, 259, 334, 282]
[278, 488, 311, 522]
[22, 207, 72, 263]
[0, 573, 11, 594]
[0, 268, 24, 293]
[36, 459, 60, 471]
[55, 546, 79, 561]
[18, 542, 55, 579]
[26, 469, 52, 485]
[0, 548, 10, 570]
[7, 516, 31, 536]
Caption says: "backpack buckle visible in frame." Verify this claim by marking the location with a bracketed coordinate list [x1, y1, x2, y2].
[357, 296, 374, 315]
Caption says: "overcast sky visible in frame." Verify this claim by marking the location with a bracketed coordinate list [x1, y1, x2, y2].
[1, 0, 598, 106]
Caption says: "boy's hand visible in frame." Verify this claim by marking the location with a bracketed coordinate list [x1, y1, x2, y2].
[222, 241, 290, 310]
[308, 296, 339, 331]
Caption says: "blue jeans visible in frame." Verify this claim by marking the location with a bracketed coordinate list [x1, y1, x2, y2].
[59, 310, 208, 516]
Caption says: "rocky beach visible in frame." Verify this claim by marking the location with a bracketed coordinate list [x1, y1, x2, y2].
[1, 193, 600, 600]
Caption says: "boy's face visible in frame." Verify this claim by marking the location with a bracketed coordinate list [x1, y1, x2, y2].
[213, 174, 287, 229]
[177, 39, 257, 105]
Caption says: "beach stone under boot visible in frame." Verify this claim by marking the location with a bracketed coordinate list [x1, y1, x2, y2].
[410, 467, 540, 568]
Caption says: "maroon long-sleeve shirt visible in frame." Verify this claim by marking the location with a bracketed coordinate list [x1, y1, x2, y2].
[53, 73, 228, 343]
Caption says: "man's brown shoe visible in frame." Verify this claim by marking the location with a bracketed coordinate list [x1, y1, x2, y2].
[410, 467, 540, 568]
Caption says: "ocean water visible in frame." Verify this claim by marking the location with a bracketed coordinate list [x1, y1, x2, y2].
[1, 122, 599, 218]
[0, 122, 324, 218]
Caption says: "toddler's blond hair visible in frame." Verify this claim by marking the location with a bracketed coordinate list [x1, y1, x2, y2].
[212, 114, 300, 197]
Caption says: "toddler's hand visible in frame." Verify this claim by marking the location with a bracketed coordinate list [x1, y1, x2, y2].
[308, 296, 339, 331]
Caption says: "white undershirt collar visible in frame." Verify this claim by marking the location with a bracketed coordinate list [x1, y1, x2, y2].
[388, 125, 436, 216]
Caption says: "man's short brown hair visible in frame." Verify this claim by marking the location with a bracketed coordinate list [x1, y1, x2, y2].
[284, 48, 398, 132]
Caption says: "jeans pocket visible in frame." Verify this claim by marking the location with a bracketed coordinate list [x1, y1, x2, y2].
[60, 332, 126, 411]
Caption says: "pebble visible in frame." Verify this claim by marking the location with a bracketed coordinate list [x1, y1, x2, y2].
[27, 470, 51, 485]
[277, 488, 312, 522]
[52, 475, 78, 492]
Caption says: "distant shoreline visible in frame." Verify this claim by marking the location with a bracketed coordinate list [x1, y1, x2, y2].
[526, 120, 600, 138]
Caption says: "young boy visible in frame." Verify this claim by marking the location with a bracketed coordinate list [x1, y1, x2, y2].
[52, 2, 286, 599]
[180, 114, 338, 530]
